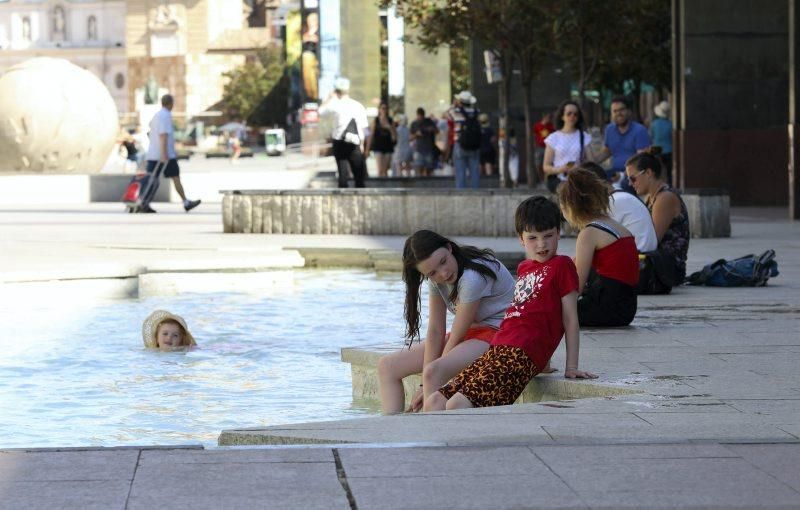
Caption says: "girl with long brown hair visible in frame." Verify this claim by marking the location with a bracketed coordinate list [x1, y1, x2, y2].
[377, 230, 516, 414]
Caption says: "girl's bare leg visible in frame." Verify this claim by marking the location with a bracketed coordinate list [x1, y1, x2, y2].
[377, 342, 425, 414]
[422, 339, 489, 412]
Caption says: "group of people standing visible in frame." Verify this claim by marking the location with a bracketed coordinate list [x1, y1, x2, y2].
[320, 78, 492, 189]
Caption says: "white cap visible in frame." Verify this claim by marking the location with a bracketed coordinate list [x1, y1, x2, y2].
[457, 90, 476, 104]
[334, 77, 350, 92]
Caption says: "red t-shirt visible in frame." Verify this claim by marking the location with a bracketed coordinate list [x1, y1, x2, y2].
[593, 236, 640, 287]
[491, 255, 579, 369]
[533, 121, 555, 148]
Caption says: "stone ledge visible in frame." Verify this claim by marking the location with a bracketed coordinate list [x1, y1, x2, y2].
[221, 189, 730, 238]
[342, 346, 640, 411]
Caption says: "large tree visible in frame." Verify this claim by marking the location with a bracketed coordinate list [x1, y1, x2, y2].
[222, 45, 286, 126]
[383, 0, 552, 187]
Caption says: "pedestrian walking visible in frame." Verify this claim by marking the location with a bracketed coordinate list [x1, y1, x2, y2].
[392, 114, 413, 177]
[409, 107, 438, 177]
[447, 91, 481, 188]
[478, 113, 497, 177]
[365, 102, 396, 177]
[318, 77, 369, 188]
[143, 94, 201, 213]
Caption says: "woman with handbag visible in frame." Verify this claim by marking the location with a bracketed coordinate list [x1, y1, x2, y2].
[625, 149, 690, 294]
[542, 100, 597, 193]
[365, 102, 397, 178]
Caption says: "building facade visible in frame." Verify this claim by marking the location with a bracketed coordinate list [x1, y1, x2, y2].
[0, 0, 128, 114]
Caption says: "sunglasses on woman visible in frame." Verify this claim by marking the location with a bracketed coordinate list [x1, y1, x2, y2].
[628, 169, 646, 183]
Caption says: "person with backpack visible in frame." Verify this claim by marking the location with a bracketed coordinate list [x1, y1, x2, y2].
[319, 77, 369, 188]
[447, 91, 482, 188]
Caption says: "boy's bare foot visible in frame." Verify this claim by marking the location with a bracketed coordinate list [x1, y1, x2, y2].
[539, 364, 559, 374]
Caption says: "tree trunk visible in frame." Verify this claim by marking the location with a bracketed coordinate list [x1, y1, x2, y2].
[497, 52, 513, 188]
[522, 79, 538, 188]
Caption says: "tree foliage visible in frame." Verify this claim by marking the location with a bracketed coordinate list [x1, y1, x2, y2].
[222, 45, 286, 126]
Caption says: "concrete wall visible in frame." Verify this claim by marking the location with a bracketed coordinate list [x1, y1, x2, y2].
[221, 189, 730, 238]
[681, 0, 790, 206]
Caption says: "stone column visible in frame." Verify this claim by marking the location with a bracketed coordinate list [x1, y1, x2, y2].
[404, 26, 451, 118]
[339, 0, 381, 110]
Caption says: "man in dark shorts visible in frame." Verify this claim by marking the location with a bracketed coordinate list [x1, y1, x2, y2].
[143, 94, 201, 213]
[409, 107, 438, 177]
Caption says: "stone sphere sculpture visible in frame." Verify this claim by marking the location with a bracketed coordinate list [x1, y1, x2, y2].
[0, 57, 119, 173]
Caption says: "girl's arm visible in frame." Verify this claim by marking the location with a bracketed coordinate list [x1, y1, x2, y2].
[441, 299, 481, 356]
[651, 191, 680, 242]
[422, 292, 448, 369]
[562, 291, 597, 379]
[543, 145, 569, 176]
[573, 229, 597, 294]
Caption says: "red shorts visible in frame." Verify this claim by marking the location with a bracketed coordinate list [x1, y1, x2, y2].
[459, 326, 498, 343]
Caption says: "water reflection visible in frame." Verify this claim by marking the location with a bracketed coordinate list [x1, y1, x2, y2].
[0, 269, 417, 448]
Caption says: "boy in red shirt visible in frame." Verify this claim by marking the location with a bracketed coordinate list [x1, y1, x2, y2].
[427, 196, 597, 410]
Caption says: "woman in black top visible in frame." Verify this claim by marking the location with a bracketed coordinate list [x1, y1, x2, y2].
[366, 102, 397, 177]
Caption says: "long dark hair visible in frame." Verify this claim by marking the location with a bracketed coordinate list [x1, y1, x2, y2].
[554, 99, 585, 131]
[402, 230, 499, 343]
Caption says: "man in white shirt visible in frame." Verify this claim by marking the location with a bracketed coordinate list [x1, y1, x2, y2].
[318, 77, 368, 188]
[144, 94, 201, 213]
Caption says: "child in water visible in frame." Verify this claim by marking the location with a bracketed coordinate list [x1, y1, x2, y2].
[142, 310, 197, 350]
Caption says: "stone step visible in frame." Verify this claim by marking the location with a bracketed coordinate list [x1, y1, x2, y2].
[341, 346, 641, 411]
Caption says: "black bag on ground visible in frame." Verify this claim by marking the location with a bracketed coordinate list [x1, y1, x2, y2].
[457, 108, 482, 150]
[638, 249, 677, 295]
[686, 250, 779, 287]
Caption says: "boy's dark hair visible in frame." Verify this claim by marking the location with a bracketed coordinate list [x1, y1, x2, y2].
[610, 95, 630, 109]
[416, 107, 425, 117]
[514, 196, 562, 235]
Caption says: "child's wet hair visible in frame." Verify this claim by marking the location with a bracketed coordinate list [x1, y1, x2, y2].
[514, 196, 562, 235]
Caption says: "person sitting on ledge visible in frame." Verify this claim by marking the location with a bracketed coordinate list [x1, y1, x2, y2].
[558, 169, 640, 327]
[625, 149, 690, 294]
[426, 197, 597, 412]
[578, 161, 658, 253]
[377, 229, 520, 415]
[142, 310, 197, 351]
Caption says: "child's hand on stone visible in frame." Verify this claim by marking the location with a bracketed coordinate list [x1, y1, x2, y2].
[565, 368, 598, 379]
[406, 387, 424, 413]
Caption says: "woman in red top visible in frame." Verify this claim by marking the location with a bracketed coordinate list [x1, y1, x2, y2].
[559, 169, 640, 326]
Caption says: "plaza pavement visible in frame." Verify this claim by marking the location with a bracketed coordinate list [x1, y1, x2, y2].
[0, 201, 799, 509]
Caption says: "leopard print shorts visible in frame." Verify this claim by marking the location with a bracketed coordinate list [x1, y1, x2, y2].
[439, 345, 539, 408]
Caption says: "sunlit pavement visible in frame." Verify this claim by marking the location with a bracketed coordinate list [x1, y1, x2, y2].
[1, 205, 799, 509]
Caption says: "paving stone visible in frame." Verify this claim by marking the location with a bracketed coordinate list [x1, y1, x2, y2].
[575, 487, 800, 509]
[0, 450, 138, 481]
[139, 447, 334, 465]
[338, 445, 544, 478]
[0, 480, 131, 510]
[536, 455, 800, 501]
[725, 443, 800, 492]
[128, 461, 348, 510]
[531, 443, 737, 462]
[347, 474, 586, 510]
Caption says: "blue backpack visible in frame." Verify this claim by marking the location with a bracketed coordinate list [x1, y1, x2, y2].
[686, 250, 779, 287]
